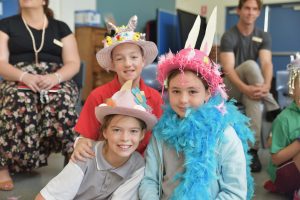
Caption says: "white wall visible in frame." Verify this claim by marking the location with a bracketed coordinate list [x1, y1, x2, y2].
[176, 0, 300, 43]
[49, 0, 96, 31]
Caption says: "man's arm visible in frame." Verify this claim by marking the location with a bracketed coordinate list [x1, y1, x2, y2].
[259, 49, 273, 92]
[220, 52, 248, 93]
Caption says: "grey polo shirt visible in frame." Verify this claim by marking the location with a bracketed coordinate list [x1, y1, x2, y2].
[220, 25, 272, 67]
[40, 141, 145, 200]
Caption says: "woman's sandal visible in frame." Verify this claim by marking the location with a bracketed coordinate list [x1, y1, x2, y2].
[0, 180, 14, 191]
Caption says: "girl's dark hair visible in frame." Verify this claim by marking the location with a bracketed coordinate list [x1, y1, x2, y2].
[100, 114, 147, 135]
[167, 69, 209, 90]
[43, 0, 54, 18]
[238, 0, 263, 10]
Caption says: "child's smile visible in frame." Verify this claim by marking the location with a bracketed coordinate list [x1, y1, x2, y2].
[103, 115, 144, 167]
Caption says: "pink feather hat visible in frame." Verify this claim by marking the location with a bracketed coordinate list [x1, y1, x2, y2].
[95, 80, 157, 130]
[96, 15, 158, 72]
[157, 8, 227, 99]
[157, 48, 226, 98]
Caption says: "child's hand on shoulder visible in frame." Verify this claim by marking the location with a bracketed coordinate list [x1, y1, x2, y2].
[71, 138, 95, 162]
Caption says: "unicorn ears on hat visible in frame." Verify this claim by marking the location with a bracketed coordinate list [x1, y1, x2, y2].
[106, 15, 139, 37]
[157, 7, 227, 99]
[96, 15, 158, 72]
[184, 7, 217, 55]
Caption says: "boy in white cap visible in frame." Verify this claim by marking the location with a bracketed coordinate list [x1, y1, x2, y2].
[35, 80, 157, 200]
[72, 15, 163, 161]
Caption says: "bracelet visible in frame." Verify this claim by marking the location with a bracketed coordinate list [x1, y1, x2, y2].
[54, 72, 62, 84]
[19, 71, 28, 82]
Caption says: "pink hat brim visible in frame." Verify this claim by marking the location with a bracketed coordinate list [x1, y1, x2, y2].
[95, 106, 157, 131]
[96, 40, 158, 71]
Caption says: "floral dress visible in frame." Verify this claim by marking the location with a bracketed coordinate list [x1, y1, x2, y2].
[0, 62, 79, 172]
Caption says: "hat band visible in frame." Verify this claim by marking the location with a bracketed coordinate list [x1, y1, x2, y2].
[104, 32, 145, 47]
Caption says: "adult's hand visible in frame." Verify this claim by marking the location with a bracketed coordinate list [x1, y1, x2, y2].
[38, 74, 60, 90]
[22, 73, 42, 92]
[243, 84, 265, 100]
[258, 83, 271, 96]
[71, 137, 95, 162]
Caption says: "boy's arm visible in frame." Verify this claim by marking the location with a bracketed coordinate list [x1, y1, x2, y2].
[111, 167, 145, 200]
[38, 161, 84, 200]
[270, 118, 300, 165]
[71, 137, 95, 162]
[271, 140, 300, 166]
[139, 137, 161, 200]
[72, 91, 102, 161]
[220, 32, 245, 93]
[216, 126, 247, 200]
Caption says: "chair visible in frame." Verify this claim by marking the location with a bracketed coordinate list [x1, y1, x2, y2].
[141, 63, 161, 91]
[73, 61, 86, 114]
[276, 70, 291, 109]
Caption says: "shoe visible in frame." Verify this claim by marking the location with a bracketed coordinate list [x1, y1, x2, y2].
[294, 189, 300, 200]
[0, 180, 14, 191]
[266, 108, 281, 122]
[264, 180, 277, 193]
[249, 149, 262, 172]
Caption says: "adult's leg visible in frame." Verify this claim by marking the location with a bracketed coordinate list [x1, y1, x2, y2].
[40, 78, 79, 164]
[236, 60, 279, 110]
[227, 60, 263, 149]
[225, 60, 265, 172]
[0, 167, 14, 191]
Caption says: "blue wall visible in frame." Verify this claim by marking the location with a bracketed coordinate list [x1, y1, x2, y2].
[0, 0, 18, 19]
[97, 0, 175, 32]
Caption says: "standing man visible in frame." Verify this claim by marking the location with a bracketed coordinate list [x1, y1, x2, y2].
[220, 0, 281, 172]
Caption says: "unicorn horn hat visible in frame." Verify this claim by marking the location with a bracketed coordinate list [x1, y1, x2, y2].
[157, 7, 227, 99]
[96, 15, 158, 72]
[287, 52, 300, 95]
[95, 80, 157, 130]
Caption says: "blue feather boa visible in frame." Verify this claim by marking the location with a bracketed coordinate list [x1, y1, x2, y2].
[153, 95, 255, 200]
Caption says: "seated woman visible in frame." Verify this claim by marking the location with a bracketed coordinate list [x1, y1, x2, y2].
[0, 0, 80, 191]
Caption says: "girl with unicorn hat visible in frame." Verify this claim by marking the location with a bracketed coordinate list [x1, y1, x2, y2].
[139, 7, 254, 200]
